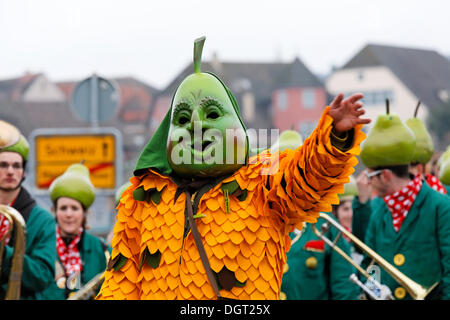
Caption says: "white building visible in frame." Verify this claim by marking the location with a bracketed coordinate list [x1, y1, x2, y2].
[326, 44, 450, 131]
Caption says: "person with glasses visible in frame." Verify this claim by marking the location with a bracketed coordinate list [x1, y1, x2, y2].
[352, 130, 450, 300]
[0, 123, 56, 299]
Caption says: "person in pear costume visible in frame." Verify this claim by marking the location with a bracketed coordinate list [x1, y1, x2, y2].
[37, 163, 110, 300]
[275, 131, 360, 300]
[97, 37, 370, 300]
[0, 121, 56, 299]
[406, 101, 447, 195]
[355, 100, 450, 300]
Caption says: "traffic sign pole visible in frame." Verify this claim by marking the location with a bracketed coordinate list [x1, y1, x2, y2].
[90, 74, 99, 127]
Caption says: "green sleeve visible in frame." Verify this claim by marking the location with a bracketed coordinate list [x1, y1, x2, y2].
[329, 227, 360, 300]
[437, 196, 450, 299]
[360, 210, 378, 273]
[352, 197, 373, 244]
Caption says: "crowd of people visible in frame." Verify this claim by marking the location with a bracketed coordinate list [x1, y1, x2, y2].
[1, 37, 450, 300]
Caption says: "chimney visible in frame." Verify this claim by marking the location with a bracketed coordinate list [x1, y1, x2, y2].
[211, 51, 223, 75]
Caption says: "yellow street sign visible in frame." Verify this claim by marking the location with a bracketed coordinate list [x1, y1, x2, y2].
[36, 135, 115, 163]
[34, 134, 116, 189]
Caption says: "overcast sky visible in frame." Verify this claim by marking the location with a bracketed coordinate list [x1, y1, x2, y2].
[1, 0, 449, 90]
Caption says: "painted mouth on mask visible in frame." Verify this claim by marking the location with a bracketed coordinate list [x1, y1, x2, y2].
[187, 139, 222, 163]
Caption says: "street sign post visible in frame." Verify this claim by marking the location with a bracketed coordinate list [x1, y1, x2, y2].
[28, 127, 123, 194]
[71, 74, 120, 126]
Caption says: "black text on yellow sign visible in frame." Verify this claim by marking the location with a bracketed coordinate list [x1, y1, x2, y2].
[35, 134, 116, 189]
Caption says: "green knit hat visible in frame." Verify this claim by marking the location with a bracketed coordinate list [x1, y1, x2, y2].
[49, 163, 96, 209]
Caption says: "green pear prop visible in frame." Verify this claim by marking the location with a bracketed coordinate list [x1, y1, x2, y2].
[438, 146, 450, 169]
[360, 99, 416, 169]
[270, 129, 303, 152]
[49, 163, 96, 209]
[439, 160, 450, 185]
[438, 146, 450, 185]
[406, 101, 434, 164]
[339, 175, 358, 201]
[165, 36, 248, 178]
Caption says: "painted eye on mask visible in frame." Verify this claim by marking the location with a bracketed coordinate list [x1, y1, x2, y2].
[201, 98, 225, 120]
[176, 113, 191, 125]
[173, 102, 192, 126]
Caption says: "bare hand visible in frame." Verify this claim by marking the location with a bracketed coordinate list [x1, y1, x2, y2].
[329, 93, 371, 134]
[356, 170, 372, 204]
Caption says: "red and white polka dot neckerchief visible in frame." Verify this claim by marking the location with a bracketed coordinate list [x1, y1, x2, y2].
[0, 197, 17, 244]
[384, 176, 423, 233]
[56, 226, 83, 277]
[424, 173, 447, 195]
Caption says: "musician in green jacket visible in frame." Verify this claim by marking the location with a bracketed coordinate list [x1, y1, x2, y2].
[280, 210, 360, 300]
[37, 163, 110, 300]
[355, 110, 450, 300]
[0, 125, 56, 299]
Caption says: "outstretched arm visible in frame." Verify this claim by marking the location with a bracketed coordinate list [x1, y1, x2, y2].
[264, 93, 370, 232]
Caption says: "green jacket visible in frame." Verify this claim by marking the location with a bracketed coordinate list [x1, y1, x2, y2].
[281, 213, 360, 300]
[37, 231, 110, 300]
[1, 188, 56, 299]
[362, 183, 450, 299]
[352, 179, 450, 244]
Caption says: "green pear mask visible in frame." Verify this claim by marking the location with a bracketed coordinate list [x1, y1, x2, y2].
[361, 100, 416, 168]
[134, 37, 249, 178]
[167, 73, 247, 177]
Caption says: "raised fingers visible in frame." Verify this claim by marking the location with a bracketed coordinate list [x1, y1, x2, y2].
[348, 93, 364, 103]
[330, 93, 344, 108]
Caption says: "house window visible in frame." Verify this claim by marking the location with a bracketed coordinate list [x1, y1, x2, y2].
[242, 92, 255, 122]
[277, 90, 288, 110]
[345, 90, 395, 106]
[357, 71, 365, 81]
[302, 89, 315, 109]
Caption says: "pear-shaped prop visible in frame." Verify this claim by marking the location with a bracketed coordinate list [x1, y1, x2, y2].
[360, 99, 416, 169]
[339, 175, 358, 201]
[49, 163, 96, 209]
[270, 129, 303, 153]
[439, 160, 450, 185]
[1, 134, 29, 161]
[406, 101, 434, 164]
[115, 181, 132, 206]
[164, 36, 249, 178]
[438, 146, 450, 185]
[438, 146, 450, 170]
[0, 120, 20, 149]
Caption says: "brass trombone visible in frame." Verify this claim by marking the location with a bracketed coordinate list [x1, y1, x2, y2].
[0, 205, 26, 300]
[311, 212, 439, 300]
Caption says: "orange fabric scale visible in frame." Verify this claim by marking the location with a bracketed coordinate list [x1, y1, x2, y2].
[97, 108, 366, 300]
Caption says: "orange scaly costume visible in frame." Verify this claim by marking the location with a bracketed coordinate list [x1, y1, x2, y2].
[97, 37, 367, 300]
[98, 111, 365, 300]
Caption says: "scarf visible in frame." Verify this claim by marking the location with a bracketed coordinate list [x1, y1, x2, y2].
[424, 173, 447, 195]
[384, 176, 422, 232]
[56, 226, 83, 277]
[0, 215, 10, 244]
[0, 188, 36, 245]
